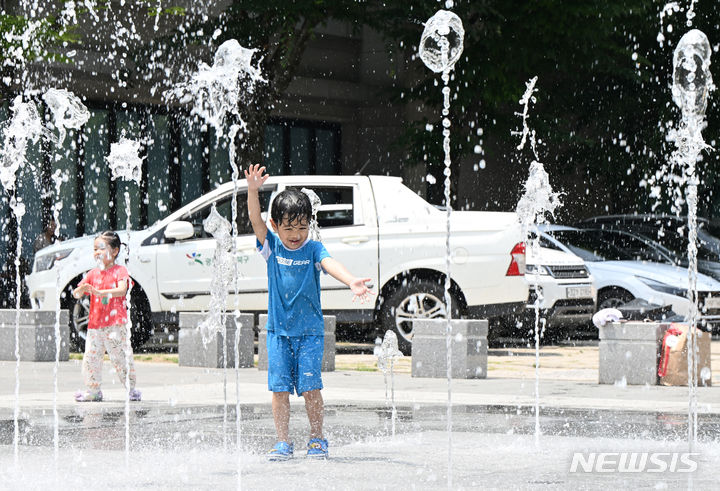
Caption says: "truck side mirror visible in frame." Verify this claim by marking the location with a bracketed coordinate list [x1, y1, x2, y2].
[164, 221, 194, 241]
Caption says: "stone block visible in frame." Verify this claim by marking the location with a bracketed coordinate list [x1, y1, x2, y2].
[598, 321, 668, 385]
[178, 312, 255, 368]
[0, 309, 69, 362]
[257, 314, 336, 372]
[411, 319, 488, 379]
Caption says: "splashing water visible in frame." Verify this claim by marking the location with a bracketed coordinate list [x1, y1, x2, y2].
[168, 39, 265, 466]
[419, 9, 464, 490]
[154, 0, 162, 32]
[166, 39, 264, 137]
[419, 10, 464, 75]
[686, 0, 697, 27]
[300, 187, 322, 241]
[513, 77, 539, 157]
[514, 78, 562, 238]
[668, 29, 714, 450]
[199, 205, 233, 345]
[49, 168, 69, 462]
[43, 88, 89, 463]
[200, 204, 234, 449]
[672, 29, 713, 120]
[42, 89, 90, 147]
[514, 77, 562, 448]
[0, 96, 45, 463]
[106, 137, 144, 184]
[374, 331, 404, 436]
[644, 29, 714, 214]
[0, 97, 45, 191]
[516, 161, 562, 239]
[105, 136, 144, 464]
[657, 3, 681, 47]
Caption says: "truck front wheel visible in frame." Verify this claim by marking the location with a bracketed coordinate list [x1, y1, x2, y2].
[379, 278, 460, 355]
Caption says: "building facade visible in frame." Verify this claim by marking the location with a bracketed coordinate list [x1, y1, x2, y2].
[0, 10, 430, 305]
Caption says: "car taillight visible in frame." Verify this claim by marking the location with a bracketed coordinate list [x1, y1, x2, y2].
[506, 242, 526, 276]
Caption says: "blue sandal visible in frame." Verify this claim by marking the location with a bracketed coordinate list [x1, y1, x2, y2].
[267, 441, 294, 461]
[307, 438, 329, 459]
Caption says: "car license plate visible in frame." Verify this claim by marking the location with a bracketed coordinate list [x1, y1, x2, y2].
[566, 286, 592, 299]
[705, 296, 720, 309]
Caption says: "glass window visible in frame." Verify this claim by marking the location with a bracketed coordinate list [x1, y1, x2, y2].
[287, 185, 355, 227]
[698, 229, 720, 261]
[82, 109, 111, 234]
[263, 122, 340, 177]
[180, 118, 203, 206]
[18, 136, 44, 263]
[548, 230, 621, 262]
[548, 230, 663, 262]
[208, 128, 231, 189]
[537, 234, 562, 251]
[182, 188, 275, 239]
[147, 114, 171, 225]
[289, 127, 310, 174]
[597, 231, 670, 263]
[315, 129, 337, 174]
[264, 124, 284, 175]
[52, 129, 79, 239]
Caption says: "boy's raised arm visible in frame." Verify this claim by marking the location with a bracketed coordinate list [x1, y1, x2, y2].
[244, 164, 269, 245]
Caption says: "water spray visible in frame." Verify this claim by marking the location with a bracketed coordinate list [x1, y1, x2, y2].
[419, 8, 464, 489]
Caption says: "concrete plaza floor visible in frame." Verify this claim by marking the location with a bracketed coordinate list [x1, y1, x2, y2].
[1, 341, 720, 489]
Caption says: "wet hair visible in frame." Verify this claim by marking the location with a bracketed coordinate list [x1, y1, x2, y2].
[271, 189, 311, 226]
[97, 230, 122, 251]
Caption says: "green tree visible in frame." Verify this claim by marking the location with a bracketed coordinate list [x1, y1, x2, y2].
[141, 1, 377, 167]
[374, 0, 720, 218]
[135, 1, 720, 218]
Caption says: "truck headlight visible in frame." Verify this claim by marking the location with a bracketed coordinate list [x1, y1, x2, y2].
[34, 249, 73, 272]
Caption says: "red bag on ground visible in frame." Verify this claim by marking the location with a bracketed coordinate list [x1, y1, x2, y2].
[658, 323, 712, 387]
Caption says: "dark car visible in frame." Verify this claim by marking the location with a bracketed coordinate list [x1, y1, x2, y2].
[576, 214, 720, 281]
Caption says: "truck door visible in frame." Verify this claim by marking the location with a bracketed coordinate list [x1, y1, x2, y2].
[155, 187, 275, 313]
[284, 183, 379, 320]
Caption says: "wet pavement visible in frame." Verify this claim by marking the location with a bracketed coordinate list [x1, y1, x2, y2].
[2, 342, 720, 489]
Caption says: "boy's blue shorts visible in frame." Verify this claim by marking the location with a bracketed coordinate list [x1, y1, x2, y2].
[267, 332, 324, 396]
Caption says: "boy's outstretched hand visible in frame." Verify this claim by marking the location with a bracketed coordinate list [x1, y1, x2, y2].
[320, 257, 375, 303]
[244, 163, 269, 191]
[349, 277, 375, 304]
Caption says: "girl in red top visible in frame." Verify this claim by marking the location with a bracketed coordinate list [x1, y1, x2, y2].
[72, 231, 141, 402]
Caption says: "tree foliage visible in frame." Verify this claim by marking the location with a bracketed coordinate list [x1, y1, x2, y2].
[72, 1, 720, 218]
[141, 0, 374, 165]
[373, 1, 720, 219]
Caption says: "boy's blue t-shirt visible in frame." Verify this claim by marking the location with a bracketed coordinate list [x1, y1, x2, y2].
[258, 231, 331, 336]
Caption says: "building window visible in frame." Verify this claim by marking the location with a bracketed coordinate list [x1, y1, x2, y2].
[0, 104, 343, 294]
[147, 114, 171, 225]
[264, 119, 341, 176]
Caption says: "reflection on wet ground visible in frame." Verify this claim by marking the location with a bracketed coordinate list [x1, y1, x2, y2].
[2, 402, 719, 452]
[3, 403, 720, 489]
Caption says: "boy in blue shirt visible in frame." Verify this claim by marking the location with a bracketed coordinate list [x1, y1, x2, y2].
[245, 164, 374, 460]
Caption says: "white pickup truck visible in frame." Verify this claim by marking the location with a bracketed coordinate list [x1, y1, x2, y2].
[26, 175, 528, 352]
